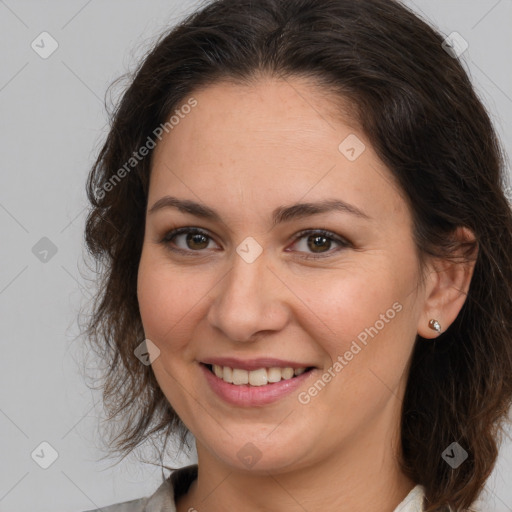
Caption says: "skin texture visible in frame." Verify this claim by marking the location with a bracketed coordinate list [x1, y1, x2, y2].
[137, 76, 476, 512]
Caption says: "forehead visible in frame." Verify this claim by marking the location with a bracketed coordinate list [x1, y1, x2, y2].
[160, 76, 355, 150]
[149, 77, 407, 224]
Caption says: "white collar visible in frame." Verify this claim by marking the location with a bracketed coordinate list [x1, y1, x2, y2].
[392, 484, 426, 512]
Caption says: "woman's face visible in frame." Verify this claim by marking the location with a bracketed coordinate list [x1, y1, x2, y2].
[137, 77, 429, 474]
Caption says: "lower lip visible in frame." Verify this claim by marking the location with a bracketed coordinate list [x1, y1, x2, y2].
[200, 364, 315, 407]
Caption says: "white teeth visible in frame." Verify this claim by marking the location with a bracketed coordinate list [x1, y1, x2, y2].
[210, 365, 308, 386]
[232, 368, 249, 385]
[267, 367, 282, 383]
[248, 368, 268, 386]
[222, 366, 233, 383]
[281, 367, 294, 380]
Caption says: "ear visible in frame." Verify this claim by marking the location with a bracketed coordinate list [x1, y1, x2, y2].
[417, 227, 478, 339]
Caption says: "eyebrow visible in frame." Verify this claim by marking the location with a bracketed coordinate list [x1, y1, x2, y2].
[148, 195, 371, 227]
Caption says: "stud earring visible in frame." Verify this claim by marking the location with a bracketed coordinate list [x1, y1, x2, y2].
[428, 319, 441, 333]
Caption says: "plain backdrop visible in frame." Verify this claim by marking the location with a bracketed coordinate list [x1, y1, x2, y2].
[1, 1, 511, 511]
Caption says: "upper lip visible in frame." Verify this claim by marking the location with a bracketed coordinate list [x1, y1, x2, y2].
[200, 357, 315, 371]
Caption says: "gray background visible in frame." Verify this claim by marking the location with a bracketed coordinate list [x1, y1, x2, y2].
[0, 1, 511, 511]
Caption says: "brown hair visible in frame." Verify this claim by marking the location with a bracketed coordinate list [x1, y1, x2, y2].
[80, 1, 512, 510]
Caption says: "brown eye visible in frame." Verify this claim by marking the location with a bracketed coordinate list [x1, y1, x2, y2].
[307, 234, 332, 253]
[162, 228, 218, 253]
[289, 229, 351, 259]
[185, 232, 210, 250]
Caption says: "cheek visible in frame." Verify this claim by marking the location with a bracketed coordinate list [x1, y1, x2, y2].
[137, 259, 202, 417]
[297, 265, 403, 340]
[296, 259, 417, 384]
[137, 254, 201, 352]
[298, 277, 413, 422]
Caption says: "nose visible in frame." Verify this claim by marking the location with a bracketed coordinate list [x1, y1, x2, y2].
[206, 250, 290, 342]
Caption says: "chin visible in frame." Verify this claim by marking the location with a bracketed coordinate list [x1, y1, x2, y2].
[201, 430, 314, 475]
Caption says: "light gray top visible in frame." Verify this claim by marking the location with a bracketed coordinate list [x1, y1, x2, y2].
[82, 464, 429, 512]
[82, 464, 197, 512]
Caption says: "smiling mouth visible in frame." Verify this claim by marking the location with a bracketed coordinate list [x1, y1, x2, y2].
[203, 363, 315, 386]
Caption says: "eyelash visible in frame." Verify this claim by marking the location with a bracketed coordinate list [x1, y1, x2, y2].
[160, 227, 351, 260]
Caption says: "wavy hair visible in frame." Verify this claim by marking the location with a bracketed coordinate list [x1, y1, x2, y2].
[80, 1, 512, 510]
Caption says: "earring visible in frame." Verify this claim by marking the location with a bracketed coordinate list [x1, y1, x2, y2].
[428, 319, 441, 333]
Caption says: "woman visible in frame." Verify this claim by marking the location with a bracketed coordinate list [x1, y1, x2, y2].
[81, 0, 512, 511]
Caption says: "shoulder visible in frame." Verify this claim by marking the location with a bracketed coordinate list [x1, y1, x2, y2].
[81, 496, 147, 512]
[78, 464, 198, 512]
